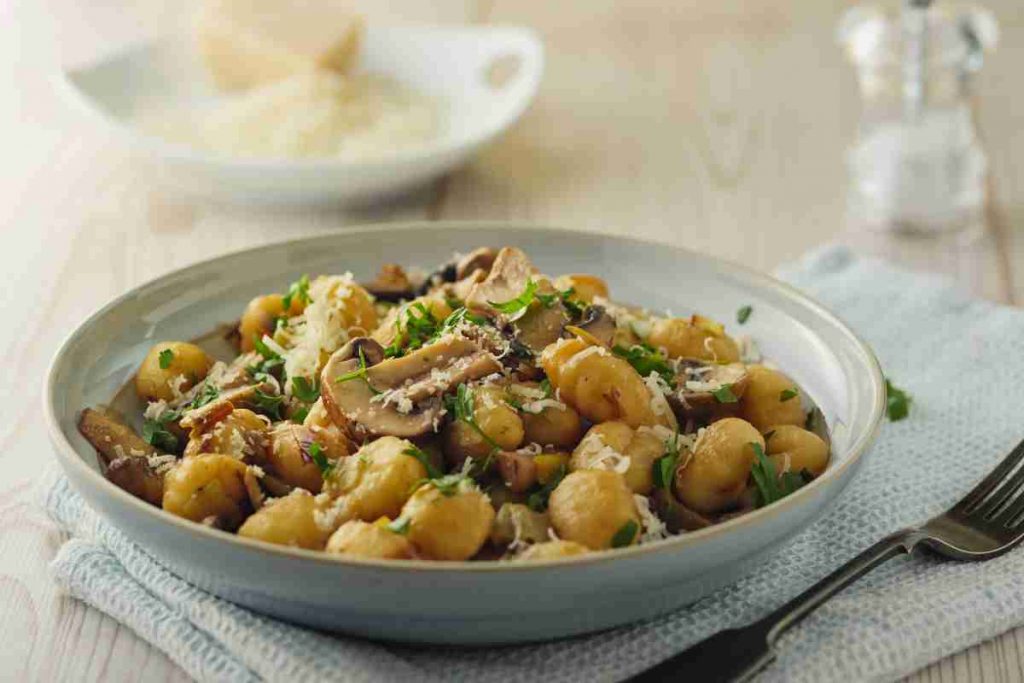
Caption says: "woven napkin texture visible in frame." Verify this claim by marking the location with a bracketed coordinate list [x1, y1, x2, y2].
[42, 245, 1024, 682]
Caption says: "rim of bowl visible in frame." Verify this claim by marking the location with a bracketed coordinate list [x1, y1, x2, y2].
[44, 222, 887, 573]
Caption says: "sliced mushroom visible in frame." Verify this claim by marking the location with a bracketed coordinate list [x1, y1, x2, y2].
[363, 263, 416, 302]
[490, 503, 551, 546]
[456, 247, 498, 280]
[497, 450, 538, 493]
[651, 488, 713, 532]
[321, 336, 501, 438]
[466, 247, 538, 313]
[668, 362, 750, 423]
[567, 305, 616, 347]
[77, 408, 167, 505]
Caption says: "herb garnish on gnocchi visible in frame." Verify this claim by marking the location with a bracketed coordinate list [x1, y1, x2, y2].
[77, 247, 829, 562]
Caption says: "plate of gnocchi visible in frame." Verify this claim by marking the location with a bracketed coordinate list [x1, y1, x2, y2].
[46, 223, 885, 644]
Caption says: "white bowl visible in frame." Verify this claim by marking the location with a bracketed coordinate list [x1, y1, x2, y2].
[44, 223, 885, 644]
[59, 26, 544, 205]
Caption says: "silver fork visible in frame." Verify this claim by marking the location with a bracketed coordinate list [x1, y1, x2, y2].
[632, 438, 1024, 683]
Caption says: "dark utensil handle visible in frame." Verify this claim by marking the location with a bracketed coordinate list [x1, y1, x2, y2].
[631, 531, 915, 683]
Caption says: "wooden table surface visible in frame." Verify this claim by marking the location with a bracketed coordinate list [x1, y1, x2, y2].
[3, 0, 1024, 680]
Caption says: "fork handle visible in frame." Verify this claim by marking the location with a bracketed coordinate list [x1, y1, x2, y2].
[631, 530, 918, 683]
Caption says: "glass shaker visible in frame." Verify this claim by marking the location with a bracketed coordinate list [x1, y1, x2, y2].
[839, 2, 998, 234]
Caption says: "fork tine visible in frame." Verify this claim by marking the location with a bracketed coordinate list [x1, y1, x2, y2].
[991, 488, 1024, 529]
[957, 438, 1024, 513]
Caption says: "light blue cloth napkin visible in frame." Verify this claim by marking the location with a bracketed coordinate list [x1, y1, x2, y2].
[42, 245, 1024, 682]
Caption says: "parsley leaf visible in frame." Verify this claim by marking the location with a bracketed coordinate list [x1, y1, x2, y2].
[253, 388, 284, 420]
[190, 383, 220, 410]
[539, 378, 554, 399]
[435, 307, 486, 338]
[387, 517, 411, 535]
[749, 442, 809, 507]
[612, 343, 676, 387]
[385, 302, 440, 358]
[651, 430, 682, 491]
[291, 376, 320, 403]
[142, 418, 179, 452]
[489, 279, 539, 315]
[403, 446, 442, 480]
[307, 442, 333, 476]
[711, 384, 738, 403]
[291, 405, 310, 424]
[335, 347, 380, 394]
[611, 519, 639, 548]
[526, 465, 567, 512]
[423, 474, 470, 497]
[736, 305, 753, 325]
[779, 388, 798, 402]
[281, 274, 311, 311]
[560, 289, 586, 318]
[158, 348, 174, 369]
[885, 379, 912, 421]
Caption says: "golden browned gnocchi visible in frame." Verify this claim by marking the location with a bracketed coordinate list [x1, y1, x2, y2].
[647, 317, 740, 363]
[400, 477, 495, 560]
[571, 422, 663, 494]
[674, 418, 764, 514]
[325, 520, 413, 559]
[740, 365, 805, 431]
[163, 454, 261, 531]
[237, 489, 330, 549]
[765, 425, 829, 477]
[135, 342, 213, 402]
[83, 246, 830, 564]
[541, 338, 663, 428]
[548, 470, 640, 550]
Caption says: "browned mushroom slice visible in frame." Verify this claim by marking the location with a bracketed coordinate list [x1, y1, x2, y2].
[566, 305, 616, 347]
[496, 450, 538, 493]
[364, 263, 416, 302]
[321, 336, 501, 438]
[466, 247, 538, 312]
[514, 286, 568, 352]
[456, 247, 498, 280]
[179, 382, 275, 431]
[651, 488, 714, 532]
[668, 362, 750, 422]
[77, 408, 169, 506]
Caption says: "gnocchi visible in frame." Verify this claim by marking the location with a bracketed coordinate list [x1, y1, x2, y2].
[81, 246, 830, 564]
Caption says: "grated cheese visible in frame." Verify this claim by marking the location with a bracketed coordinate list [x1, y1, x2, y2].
[633, 494, 669, 543]
[575, 432, 631, 474]
[520, 398, 567, 415]
[144, 399, 170, 421]
[643, 372, 678, 428]
[169, 374, 189, 399]
[146, 454, 178, 474]
[283, 273, 358, 392]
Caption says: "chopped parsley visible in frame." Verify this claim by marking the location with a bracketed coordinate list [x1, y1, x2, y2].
[526, 464, 566, 512]
[252, 388, 284, 420]
[252, 334, 281, 362]
[749, 442, 809, 507]
[489, 279, 540, 315]
[612, 343, 676, 387]
[559, 289, 586, 318]
[885, 379, 912, 421]
[736, 305, 753, 325]
[424, 474, 471, 497]
[158, 348, 174, 369]
[611, 519, 639, 548]
[651, 430, 682, 491]
[291, 376, 320, 403]
[436, 306, 486, 337]
[712, 384, 739, 403]
[142, 416, 179, 452]
[444, 384, 502, 459]
[281, 274, 311, 311]
[539, 378, 554, 398]
[291, 405, 310, 424]
[308, 442, 333, 476]
[190, 383, 220, 410]
[779, 388, 799, 402]
[387, 517, 411, 535]
[334, 347, 380, 394]
[385, 302, 439, 358]
[403, 446, 442, 480]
